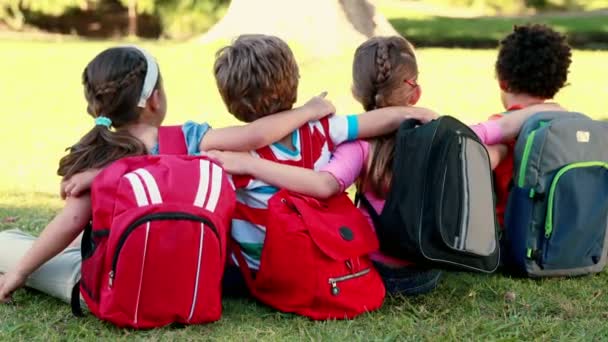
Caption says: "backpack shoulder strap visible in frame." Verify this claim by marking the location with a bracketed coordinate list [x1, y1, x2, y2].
[230, 239, 258, 295]
[299, 125, 315, 169]
[70, 281, 84, 317]
[158, 126, 188, 155]
[355, 192, 383, 230]
[319, 117, 334, 151]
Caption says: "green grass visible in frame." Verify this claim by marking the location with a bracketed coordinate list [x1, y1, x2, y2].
[1, 39, 607, 340]
[378, 0, 608, 48]
[1, 193, 608, 340]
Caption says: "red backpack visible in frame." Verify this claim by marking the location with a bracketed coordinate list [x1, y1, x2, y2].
[232, 123, 385, 320]
[71, 126, 235, 329]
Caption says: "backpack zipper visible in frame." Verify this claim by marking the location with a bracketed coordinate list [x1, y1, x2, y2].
[544, 162, 608, 238]
[109, 212, 219, 287]
[517, 129, 538, 187]
[328, 268, 370, 296]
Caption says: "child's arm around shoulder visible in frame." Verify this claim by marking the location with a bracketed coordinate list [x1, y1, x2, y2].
[206, 141, 366, 199]
[494, 103, 565, 141]
[356, 106, 438, 139]
[60, 169, 101, 198]
[0, 195, 90, 302]
[199, 93, 335, 152]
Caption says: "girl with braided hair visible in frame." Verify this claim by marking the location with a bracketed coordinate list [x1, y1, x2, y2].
[208, 36, 561, 296]
[0, 45, 336, 304]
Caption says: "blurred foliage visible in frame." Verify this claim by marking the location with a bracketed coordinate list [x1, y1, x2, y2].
[426, 0, 608, 14]
[0, 0, 228, 37]
[155, 0, 228, 39]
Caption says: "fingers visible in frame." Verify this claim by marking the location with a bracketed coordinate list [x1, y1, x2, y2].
[64, 182, 76, 198]
[60, 182, 67, 200]
[0, 277, 12, 304]
[318, 91, 328, 98]
[70, 183, 86, 198]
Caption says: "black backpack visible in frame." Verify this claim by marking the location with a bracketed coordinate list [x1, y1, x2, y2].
[357, 116, 500, 273]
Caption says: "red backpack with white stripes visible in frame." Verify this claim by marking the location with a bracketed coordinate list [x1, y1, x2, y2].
[71, 126, 235, 329]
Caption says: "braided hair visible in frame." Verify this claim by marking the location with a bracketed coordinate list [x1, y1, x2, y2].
[352, 36, 418, 197]
[58, 47, 160, 179]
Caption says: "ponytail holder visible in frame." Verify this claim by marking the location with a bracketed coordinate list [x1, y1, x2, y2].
[95, 116, 112, 128]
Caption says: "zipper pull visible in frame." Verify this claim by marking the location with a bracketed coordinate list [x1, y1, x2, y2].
[108, 271, 114, 288]
[330, 281, 340, 296]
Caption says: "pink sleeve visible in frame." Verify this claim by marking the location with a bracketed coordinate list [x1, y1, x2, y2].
[469, 120, 503, 145]
[320, 140, 368, 192]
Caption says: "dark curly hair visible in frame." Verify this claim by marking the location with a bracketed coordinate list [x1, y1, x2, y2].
[496, 24, 571, 99]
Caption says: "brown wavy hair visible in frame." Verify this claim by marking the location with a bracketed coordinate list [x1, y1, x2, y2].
[214, 34, 300, 122]
[352, 36, 418, 197]
[57, 47, 160, 179]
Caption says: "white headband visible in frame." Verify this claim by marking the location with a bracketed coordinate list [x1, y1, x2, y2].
[127, 45, 159, 108]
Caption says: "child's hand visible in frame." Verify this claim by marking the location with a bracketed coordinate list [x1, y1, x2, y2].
[302, 92, 335, 120]
[0, 270, 27, 304]
[60, 169, 100, 199]
[205, 151, 254, 175]
[404, 107, 439, 124]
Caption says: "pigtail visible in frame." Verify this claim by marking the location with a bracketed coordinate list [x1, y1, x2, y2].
[373, 41, 392, 109]
[57, 49, 152, 179]
[352, 36, 419, 198]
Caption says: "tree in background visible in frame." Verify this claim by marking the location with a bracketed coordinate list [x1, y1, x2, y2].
[0, 0, 90, 29]
[202, 0, 397, 54]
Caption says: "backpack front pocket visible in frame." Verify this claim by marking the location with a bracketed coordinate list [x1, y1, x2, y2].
[438, 135, 497, 257]
[541, 162, 608, 270]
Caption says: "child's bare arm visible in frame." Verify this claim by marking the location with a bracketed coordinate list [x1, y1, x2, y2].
[356, 106, 438, 139]
[200, 93, 335, 152]
[0, 196, 90, 303]
[60, 168, 101, 199]
[497, 103, 564, 140]
[207, 151, 340, 199]
[486, 144, 508, 170]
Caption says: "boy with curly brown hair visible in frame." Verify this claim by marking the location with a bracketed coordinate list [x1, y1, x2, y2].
[491, 24, 571, 227]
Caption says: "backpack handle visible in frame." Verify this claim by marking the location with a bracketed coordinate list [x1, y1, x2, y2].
[158, 126, 188, 155]
[400, 119, 422, 131]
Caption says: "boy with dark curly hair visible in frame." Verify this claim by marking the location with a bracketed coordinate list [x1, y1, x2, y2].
[491, 24, 571, 227]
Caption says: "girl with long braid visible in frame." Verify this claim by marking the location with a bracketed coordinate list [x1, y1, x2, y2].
[208, 36, 561, 295]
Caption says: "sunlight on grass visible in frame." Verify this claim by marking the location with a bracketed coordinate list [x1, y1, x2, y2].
[0, 40, 606, 195]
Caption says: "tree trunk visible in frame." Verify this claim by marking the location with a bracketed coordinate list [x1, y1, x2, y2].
[200, 0, 397, 55]
[127, 0, 138, 37]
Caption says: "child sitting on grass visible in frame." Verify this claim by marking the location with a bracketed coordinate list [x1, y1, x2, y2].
[0, 45, 335, 304]
[211, 34, 439, 294]
[490, 24, 572, 227]
[209, 36, 560, 296]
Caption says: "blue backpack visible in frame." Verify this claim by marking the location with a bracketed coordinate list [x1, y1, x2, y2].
[504, 111, 608, 277]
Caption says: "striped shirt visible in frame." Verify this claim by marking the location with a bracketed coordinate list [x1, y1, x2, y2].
[231, 115, 358, 269]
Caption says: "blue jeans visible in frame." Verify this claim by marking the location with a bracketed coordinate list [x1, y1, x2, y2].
[222, 265, 251, 298]
[372, 261, 442, 296]
[223, 263, 442, 298]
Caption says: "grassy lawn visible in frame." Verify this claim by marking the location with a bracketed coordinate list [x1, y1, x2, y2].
[0, 38, 607, 339]
[378, 0, 608, 49]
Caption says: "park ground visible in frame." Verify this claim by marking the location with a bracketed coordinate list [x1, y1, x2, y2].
[1, 2, 608, 340]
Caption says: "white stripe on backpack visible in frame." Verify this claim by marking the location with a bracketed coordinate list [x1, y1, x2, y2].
[124, 173, 149, 207]
[134, 168, 163, 204]
[194, 160, 211, 208]
[205, 164, 223, 212]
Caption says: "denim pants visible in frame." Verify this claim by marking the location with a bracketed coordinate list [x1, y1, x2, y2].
[372, 261, 441, 296]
